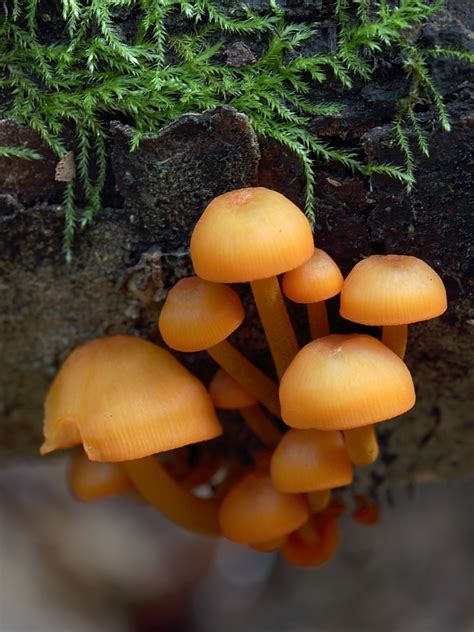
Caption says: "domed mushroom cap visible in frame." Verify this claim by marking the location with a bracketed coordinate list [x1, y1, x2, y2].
[282, 248, 344, 304]
[218, 470, 309, 544]
[280, 334, 415, 430]
[41, 336, 222, 461]
[340, 255, 447, 325]
[270, 429, 353, 494]
[191, 187, 314, 283]
[159, 277, 244, 352]
[209, 369, 258, 409]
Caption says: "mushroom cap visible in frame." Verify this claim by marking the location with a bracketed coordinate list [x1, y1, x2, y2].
[41, 336, 222, 461]
[270, 429, 353, 494]
[68, 449, 131, 501]
[159, 277, 244, 352]
[218, 470, 309, 544]
[282, 248, 344, 304]
[209, 368, 258, 409]
[280, 334, 415, 430]
[340, 255, 447, 325]
[191, 187, 314, 283]
[282, 516, 340, 567]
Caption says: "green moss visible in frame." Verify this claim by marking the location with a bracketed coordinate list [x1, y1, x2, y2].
[1, 0, 472, 259]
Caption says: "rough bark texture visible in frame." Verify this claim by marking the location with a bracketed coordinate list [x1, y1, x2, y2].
[1, 2, 473, 493]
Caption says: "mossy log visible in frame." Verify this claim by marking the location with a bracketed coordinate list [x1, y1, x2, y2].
[0, 1, 473, 494]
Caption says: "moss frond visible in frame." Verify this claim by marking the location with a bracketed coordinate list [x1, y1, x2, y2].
[0, 0, 472, 257]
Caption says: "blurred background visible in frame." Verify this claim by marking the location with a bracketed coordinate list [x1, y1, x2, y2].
[0, 458, 472, 632]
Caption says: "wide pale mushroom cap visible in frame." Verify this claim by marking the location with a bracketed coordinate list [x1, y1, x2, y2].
[41, 336, 222, 461]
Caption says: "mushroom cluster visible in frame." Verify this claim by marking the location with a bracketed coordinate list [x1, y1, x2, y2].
[41, 187, 447, 567]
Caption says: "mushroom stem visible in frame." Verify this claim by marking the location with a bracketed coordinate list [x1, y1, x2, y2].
[239, 405, 282, 448]
[250, 276, 299, 380]
[296, 519, 320, 547]
[207, 340, 280, 417]
[123, 457, 220, 536]
[382, 324, 408, 359]
[307, 489, 332, 513]
[343, 426, 379, 467]
[307, 301, 330, 339]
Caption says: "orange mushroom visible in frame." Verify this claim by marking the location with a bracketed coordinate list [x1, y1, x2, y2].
[270, 428, 353, 494]
[352, 495, 381, 525]
[282, 248, 344, 339]
[191, 187, 314, 379]
[340, 255, 447, 359]
[41, 335, 223, 536]
[159, 277, 280, 417]
[282, 514, 340, 567]
[279, 334, 416, 467]
[218, 469, 309, 544]
[209, 369, 282, 448]
[68, 448, 131, 502]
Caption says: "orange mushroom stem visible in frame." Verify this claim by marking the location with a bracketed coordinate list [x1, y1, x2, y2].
[307, 489, 332, 514]
[343, 425, 380, 467]
[250, 276, 300, 380]
[123, 457, 221, 536]
[209, 369, 282, 448]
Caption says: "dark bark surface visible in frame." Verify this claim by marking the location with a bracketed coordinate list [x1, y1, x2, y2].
[0, 2, 473, 492]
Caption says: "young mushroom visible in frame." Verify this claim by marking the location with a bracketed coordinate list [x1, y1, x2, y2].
[340, 255, 447, 359]
[282, 514, 341, 568]
[270, 428, 353, 494]
[282, 248, 344, 339]
[191, 187, 314, 379]
[279, 334, 416, 467]
[209, 368, 282, 448]
[41, 335, 223, 536]
[159, 276, 280, 417]
[218, 469, 309, 545]
[68, 448, 131, 502]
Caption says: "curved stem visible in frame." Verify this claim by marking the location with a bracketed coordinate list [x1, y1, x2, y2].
[344, 426, 379, 467]
[207, 339, 280, 417]
[382, 324, 408, 359]
[123, 457, 220, 536]
[307, 489, 331, 514]
[307, 301, 330, 339]
[250, 276, 299, 380]
[240, 405, 282, 448]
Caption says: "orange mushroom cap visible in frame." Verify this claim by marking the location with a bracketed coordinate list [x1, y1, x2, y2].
[340, 255, 447, 325]
[280, 334, 415, 430]
[191, 187, 314, 283]
[282, 516, 340, 567]
[69, 449, 131, 501]
[282, 248, 344, 304]
[159, 277, 244, 352]
[209, 368, 258, 409]
[270, 429, 353, 494]
[218, 470, 309, 544]
[41, 336, 222, 461]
